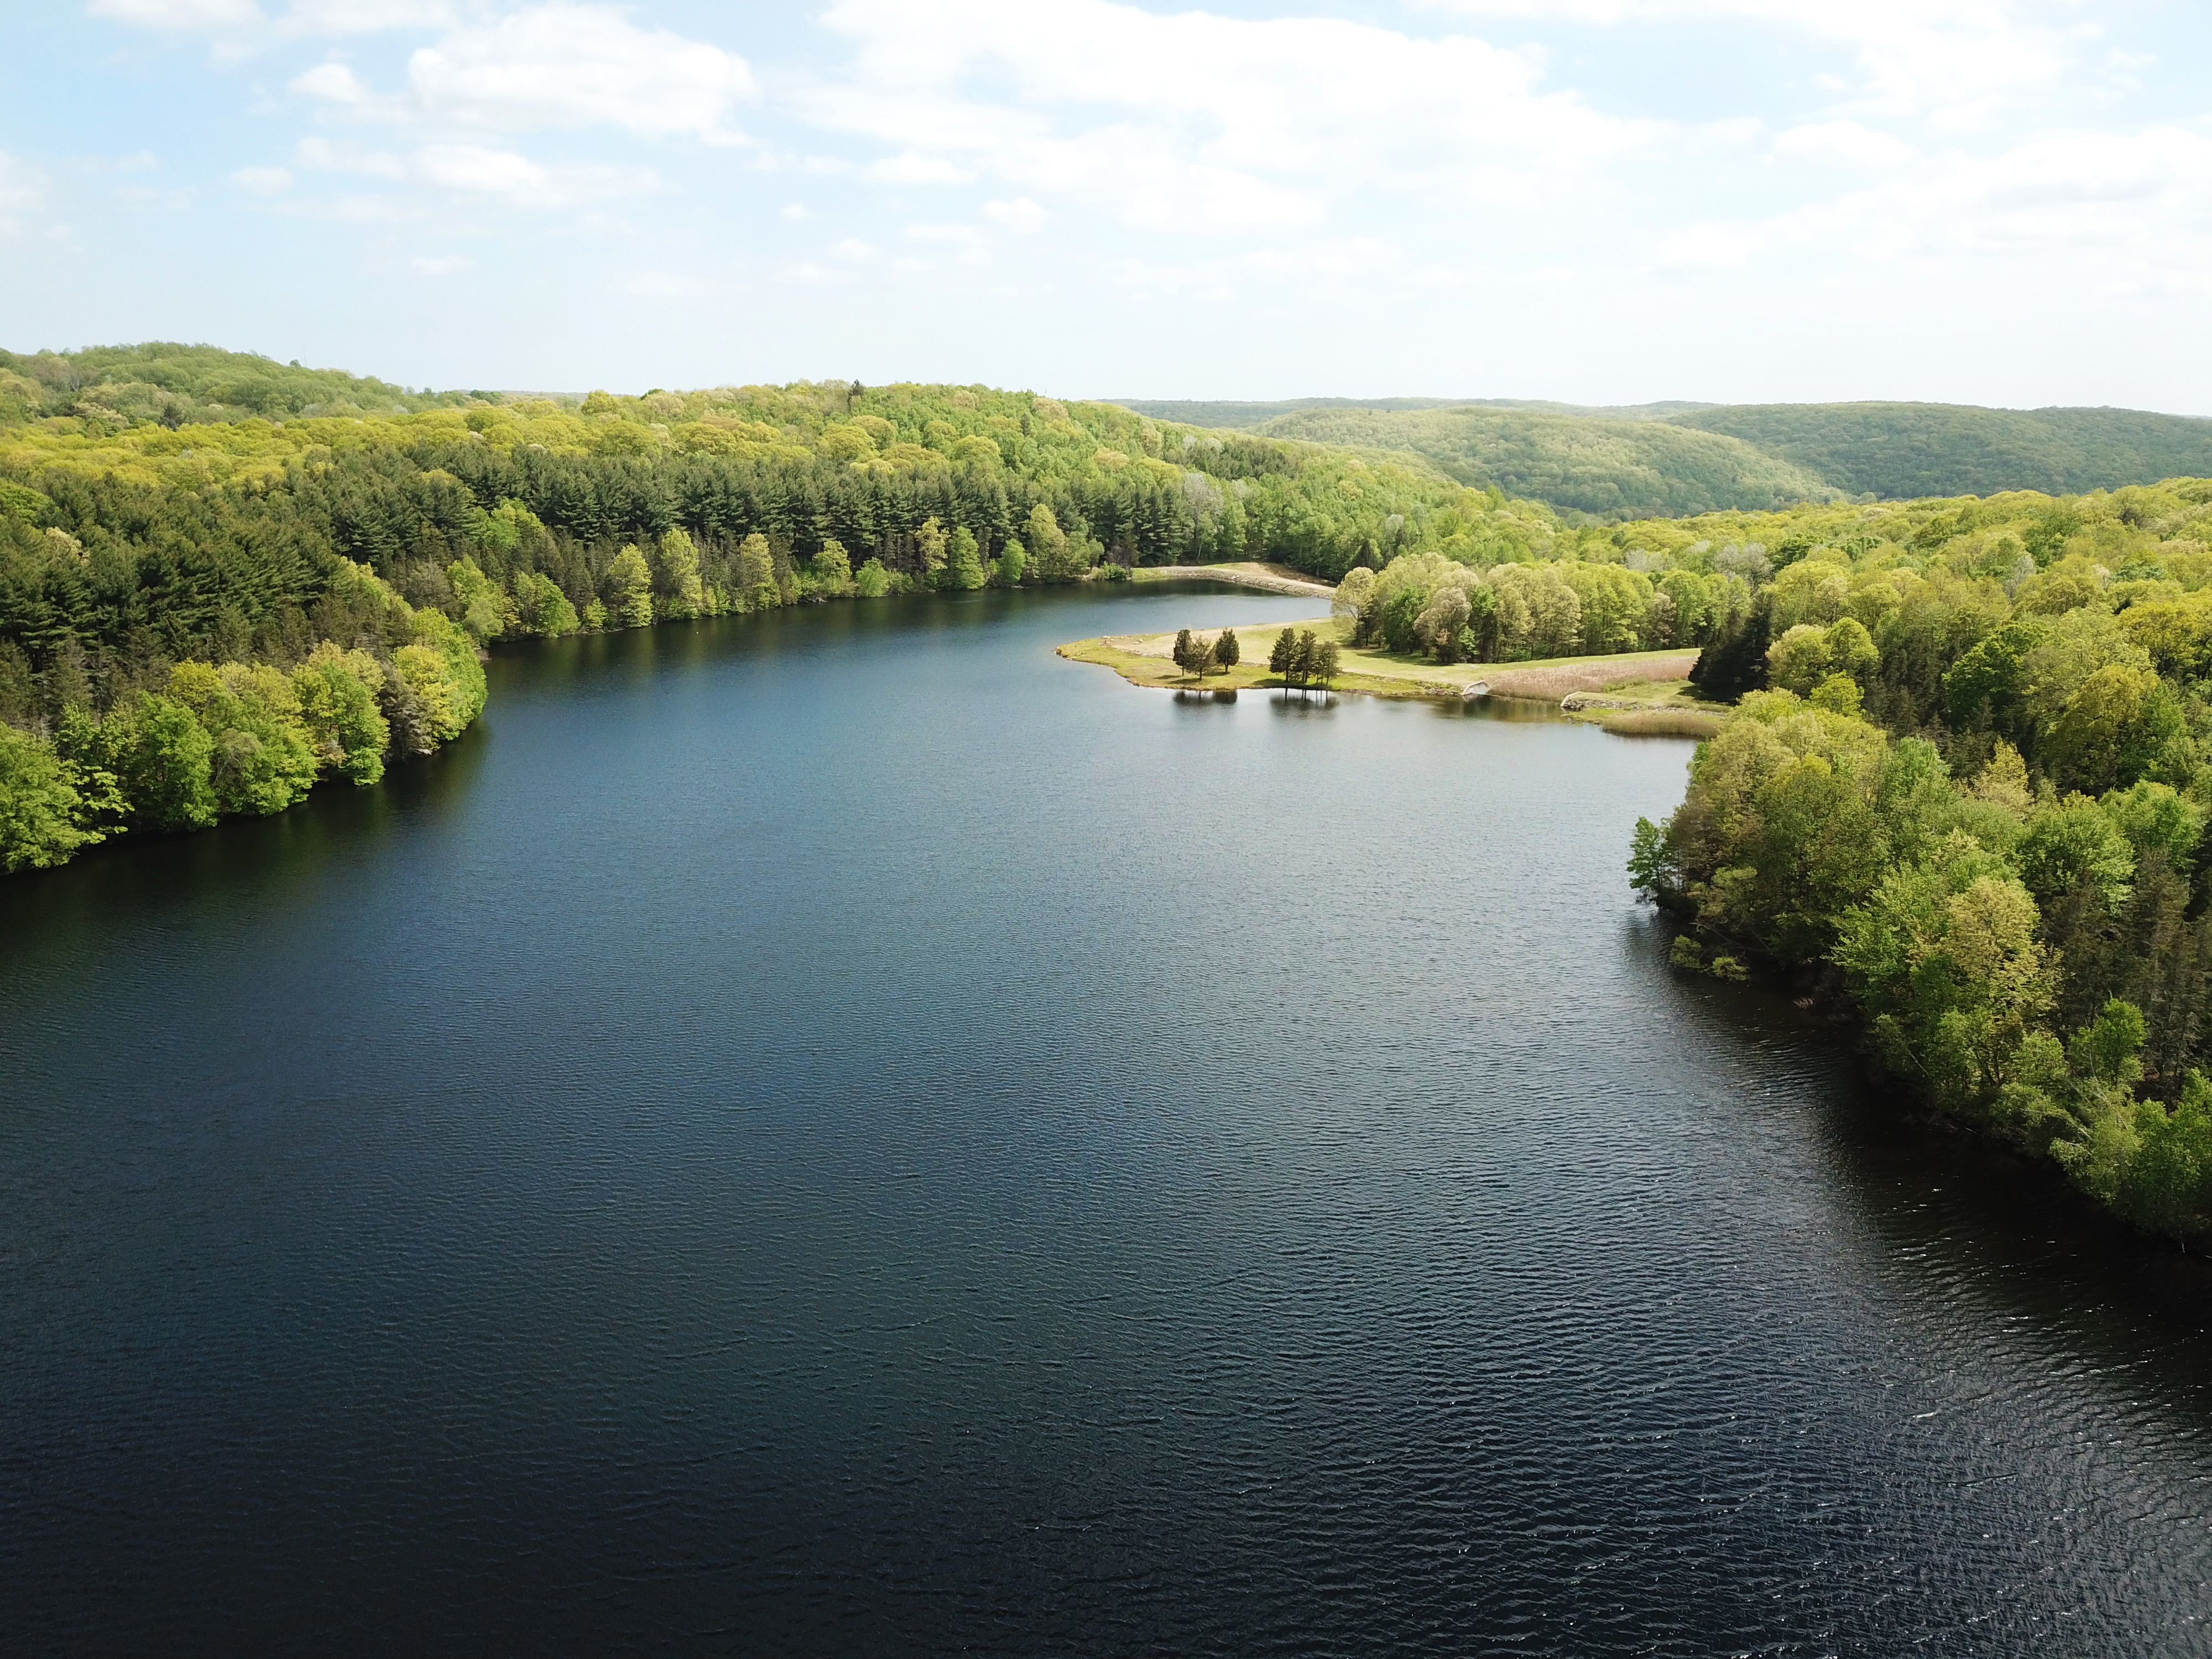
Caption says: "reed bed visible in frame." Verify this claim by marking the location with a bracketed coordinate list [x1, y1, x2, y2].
[1482, 652, 1698, 701]
[1597, 708, 1724, 738]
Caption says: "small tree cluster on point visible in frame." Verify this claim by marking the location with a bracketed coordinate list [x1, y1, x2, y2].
[1177, 628, 1230, 681]
[1270, 627, 1339, 693]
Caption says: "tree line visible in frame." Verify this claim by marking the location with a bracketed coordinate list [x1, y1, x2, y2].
[1, 353, 1564, 875]
[1624, 474, 2212, 1242]
[1167, 623, 1337, 691]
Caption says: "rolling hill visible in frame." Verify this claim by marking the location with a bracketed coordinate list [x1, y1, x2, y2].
[1116, 396, 1713, 430]
[0, 341, 474, 427]
[1114, 397, 2212, 521]
[1664, 403, 2212, 502]
[1254, 405, 1841, 521]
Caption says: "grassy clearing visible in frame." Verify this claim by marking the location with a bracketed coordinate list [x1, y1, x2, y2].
[1059, 619, 1725, 728]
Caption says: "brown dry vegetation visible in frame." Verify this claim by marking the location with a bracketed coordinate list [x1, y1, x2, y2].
[1595, 708, 1724, 738]
[1480, 651, 1699, 701]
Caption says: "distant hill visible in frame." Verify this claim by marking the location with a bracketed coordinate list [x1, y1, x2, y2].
[0, 342, 475, 426]
[1665, 403, 2212, 501]
[1114, 396, 1713, 430]
[1255, 405, 1840, 521]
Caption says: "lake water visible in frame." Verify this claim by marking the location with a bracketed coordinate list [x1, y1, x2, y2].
[3, 585, 2209, 1656]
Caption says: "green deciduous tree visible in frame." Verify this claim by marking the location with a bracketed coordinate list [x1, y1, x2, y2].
[293, 644, 390, 784]
[734, 533, 778, 612]
[604, 545, 655, 628]
[0, 722, 104, 872]
[512, 571, 580, 638]
[810, 539, 854, 597]
[945, 525, 987, 591]
[653, 526, 706, 619]
[917, 517, 949, 587]
[114, 693, 217, 833]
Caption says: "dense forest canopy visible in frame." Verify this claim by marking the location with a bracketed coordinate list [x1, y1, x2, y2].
[1119, 397, 1714, 429]
[1576, 475, 2212, 1243]
[1665, 403, 2212, 503]
[1258, 405, 1843, 521]
[1293, 469, 2212, 1239]
[0, 343, 1575, 878]
[1114, 398, 2212, 522]
[0, 342, 476, 427]
[11, 341, 2212, 1244]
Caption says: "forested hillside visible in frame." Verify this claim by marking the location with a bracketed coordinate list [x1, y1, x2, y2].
[1277, 474, 2212, 1240]
[12, 343, 2212, 1243]
[1113, 397, 2212, 520]
[1118, 397, 1711, 430]
[1666, 403, 2212, 502]
[0, 345, 1565, 876]
[1259, 405, 1841, 520]
[1595, 478, 2212, 1242]
[0, 342, 473, 427]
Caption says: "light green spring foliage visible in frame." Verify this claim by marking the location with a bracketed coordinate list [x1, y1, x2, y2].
[0, 573, 479, 873]
[1236, 398, 2212, 518]
[0, 721, 105, 872]
[1624, 474, 2212, 1240]
[945, 526, 987, 591]
[1260, 404, 1843, 520]
[652, 528, 706, 620]
[0, 364, 1564, 587]
[1343, 546, 1751, 663]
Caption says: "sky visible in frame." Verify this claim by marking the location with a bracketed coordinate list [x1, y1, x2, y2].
[3, 0, 2210, 410]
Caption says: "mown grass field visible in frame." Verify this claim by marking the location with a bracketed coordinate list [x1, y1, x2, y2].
[1057, 620, 1726, 734]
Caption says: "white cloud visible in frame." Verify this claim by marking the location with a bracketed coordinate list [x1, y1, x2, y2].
[1670, 125, 2212, 288]
[294, 131, 654, 206]
[828, 237, 877, 260]
[293, 60, 377, 107]
[1435, 0, 2078, 126]
[410, 251, 473, 274]
[279, 0, 453, 32]
[1772, 121, 1914, 169]
[865, 152, 975, 185]
[781, 202, 812, 220]
[1103, 234, 1403, 301]
[411, 142, 549, 196]
[295, 134, 408, 176]
[86, 0, 263, 27]
[406, 5, 754, 140]
[408, 142, 658, 206]
[982, 196, 1048, 232]
[91, 0, 455, 30]
[805, 0, 1655, 233]
[231, 163, 295, 193]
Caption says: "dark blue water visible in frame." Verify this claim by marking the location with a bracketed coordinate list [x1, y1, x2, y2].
[3, 585, 2209, 1656]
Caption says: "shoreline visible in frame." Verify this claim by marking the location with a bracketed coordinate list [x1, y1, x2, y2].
[1123, 561, 1338, 598]
[1056, 624, 1724, 734]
